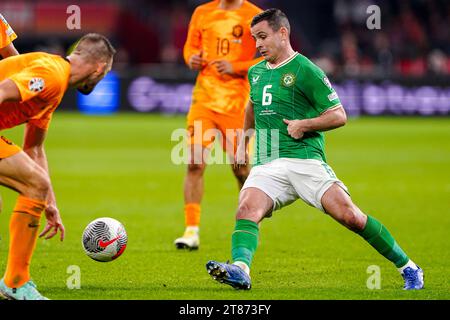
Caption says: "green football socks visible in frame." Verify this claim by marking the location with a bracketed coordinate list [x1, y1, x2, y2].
[357, 215, 409, 268]
[231, 219, 259, 267]
[231, 216, 409, 271]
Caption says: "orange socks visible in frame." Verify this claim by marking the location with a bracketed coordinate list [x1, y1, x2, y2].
[184, 203, 200, 227]
[4, 195, 46, 288]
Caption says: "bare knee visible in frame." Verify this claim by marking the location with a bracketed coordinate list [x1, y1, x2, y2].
[322, 184, 366, 231]
[236, 200, 265, 223]
[24, 168, 50, 200]
[338, 204, 366, 231]
[187, 163, 205, 176]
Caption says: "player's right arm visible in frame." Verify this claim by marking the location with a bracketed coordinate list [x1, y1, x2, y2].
[183, 7, 206, 71]
[235, 100, 254, 167]
[0, 13, 19, 58]
[23, 122, 65, 241]
[242, 100, 255, 132]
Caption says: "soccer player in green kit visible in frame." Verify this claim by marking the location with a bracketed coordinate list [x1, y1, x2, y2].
[206, 8, 424, 291]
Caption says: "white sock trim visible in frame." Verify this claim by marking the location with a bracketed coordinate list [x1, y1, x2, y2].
[233, 261, 250, 276]
[397, 259, 418, 273]
[186, 226, 199, 233]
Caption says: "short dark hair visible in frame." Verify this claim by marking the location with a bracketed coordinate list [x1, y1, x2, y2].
[251, 8, 290, 34]
[74, 33, 116, 62]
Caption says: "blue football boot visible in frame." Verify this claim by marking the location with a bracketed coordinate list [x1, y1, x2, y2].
[206, 260, 251, 290]
[402, 266, 424, 290]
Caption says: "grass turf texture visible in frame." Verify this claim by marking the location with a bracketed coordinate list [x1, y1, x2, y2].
[0, 113, 448, 300]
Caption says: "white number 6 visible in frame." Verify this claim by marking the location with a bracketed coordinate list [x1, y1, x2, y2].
[262, 84, 272, 106]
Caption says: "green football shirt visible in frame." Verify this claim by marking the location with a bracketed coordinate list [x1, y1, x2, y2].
[248, 52, 341, 165]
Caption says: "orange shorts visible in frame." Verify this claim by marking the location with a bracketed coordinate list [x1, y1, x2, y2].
[0, 135, 21, 159]
[187, 103, 245, 155]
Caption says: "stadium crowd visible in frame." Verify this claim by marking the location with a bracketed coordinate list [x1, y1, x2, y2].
[142, 0, 450, 77]
[0, 0, 448, 78]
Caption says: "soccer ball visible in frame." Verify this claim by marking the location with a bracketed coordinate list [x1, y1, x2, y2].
[82, 217, 128, 262]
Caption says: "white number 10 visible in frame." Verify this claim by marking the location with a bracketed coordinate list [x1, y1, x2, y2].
[262, 85, 272, 106]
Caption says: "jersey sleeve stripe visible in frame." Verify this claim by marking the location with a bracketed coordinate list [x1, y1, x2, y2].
[320, 103, 343, 114]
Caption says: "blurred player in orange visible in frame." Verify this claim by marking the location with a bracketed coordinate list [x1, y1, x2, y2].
[0, 33, 115, 300]
[175, 0, 263, 250]
[0, 12, 18, 214]
[0, 13, 19, 58]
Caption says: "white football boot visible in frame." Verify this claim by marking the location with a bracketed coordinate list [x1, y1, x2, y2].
[174, 227, 199, 250]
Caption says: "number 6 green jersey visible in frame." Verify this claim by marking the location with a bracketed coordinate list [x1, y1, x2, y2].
[248, 52, 341, 165]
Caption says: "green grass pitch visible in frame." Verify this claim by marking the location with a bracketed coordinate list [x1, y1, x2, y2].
[0, 113, 449, 300]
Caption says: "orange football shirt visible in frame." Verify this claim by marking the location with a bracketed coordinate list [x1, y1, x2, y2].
[0, 52, 71, 131]
[184, 0, 262, 115]
[0, 13, 17, 49]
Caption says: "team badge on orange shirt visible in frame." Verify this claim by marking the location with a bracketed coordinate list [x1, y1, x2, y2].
[232, 25, 243, 38]
[28, 77, 45, 92]
[232, 25, 243, 44]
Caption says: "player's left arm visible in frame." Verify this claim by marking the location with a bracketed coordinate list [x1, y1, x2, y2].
[211, 53, 264, 76]
[283, 105, 347, 139]
[23, 122, 65, 241]
[211, 57, 264, 76]
[229, 57, 264, 76]
[284, 61, 347, 139]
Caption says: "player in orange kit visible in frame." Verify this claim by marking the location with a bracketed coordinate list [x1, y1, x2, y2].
[0, 13, 18, 214]
[0, 33, 115, 300]
[0, 13, 19, 58]
[175, 0, 263, 250]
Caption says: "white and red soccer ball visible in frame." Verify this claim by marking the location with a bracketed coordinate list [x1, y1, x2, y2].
[82, 217, 128, 262]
